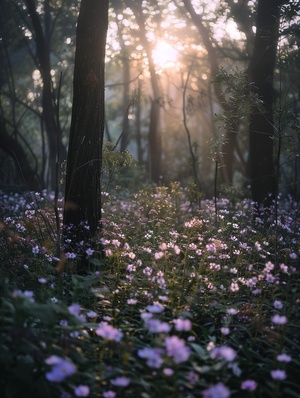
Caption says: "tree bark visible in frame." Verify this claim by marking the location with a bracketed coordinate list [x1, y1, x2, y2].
[63, 0, 108, 238]
[248, 0, 282, 204]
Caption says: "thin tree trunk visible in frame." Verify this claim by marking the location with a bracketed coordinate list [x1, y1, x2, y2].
[24, 0, 67, 190]
[183, 0, 239, 184]
[129, 1, 162, 183]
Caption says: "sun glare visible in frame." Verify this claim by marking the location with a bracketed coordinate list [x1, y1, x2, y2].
[152, 41, 178, 70]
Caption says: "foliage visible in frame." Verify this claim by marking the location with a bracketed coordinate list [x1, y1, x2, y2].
[101, 141, 141, 194]
[1, 186, 300, 397]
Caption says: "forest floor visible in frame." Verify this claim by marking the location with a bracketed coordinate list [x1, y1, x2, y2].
[0, 185, 299, 398]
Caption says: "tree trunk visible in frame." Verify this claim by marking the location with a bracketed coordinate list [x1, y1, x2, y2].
[182, 0, 238, 184]
[24, 0, 67, 190]
[129, 1, 162, 183]
[63, 0, 108, 239]
[249, 0, 282, 204]
[0, 125, 40, 190]
[120, 43, 131, 152]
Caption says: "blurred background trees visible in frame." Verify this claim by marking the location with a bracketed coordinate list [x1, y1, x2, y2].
[0, 0, 299, 203]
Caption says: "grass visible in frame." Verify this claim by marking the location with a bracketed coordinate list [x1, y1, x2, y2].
[0, 183, 299, 398]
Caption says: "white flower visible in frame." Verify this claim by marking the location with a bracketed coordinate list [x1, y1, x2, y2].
[271, 314, 287, 325]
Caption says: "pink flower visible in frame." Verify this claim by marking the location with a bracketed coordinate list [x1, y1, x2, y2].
[154, 251, 164, 260]
[163, 368, 174, 376]
[174, 245, 181, 255]
[159, 243, 167, 251]
[220, 327, 230, 335]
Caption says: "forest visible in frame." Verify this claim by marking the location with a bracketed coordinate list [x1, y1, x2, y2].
[0, 0, 300, 397]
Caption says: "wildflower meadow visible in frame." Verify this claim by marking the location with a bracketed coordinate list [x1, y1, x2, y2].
[0, 184, 299, 397]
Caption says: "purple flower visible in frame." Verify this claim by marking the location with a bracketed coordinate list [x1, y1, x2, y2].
[187, 371, 199, 385]
[103, 391, 116, 398]
[45, 355, 76, 382]
[74, 385, 90, 396]
[203, 382, 230, 398]
[95, 322, 123, 342]
[86, 248, 94, 256]
[127, 299, 137, 305]
[32, 245, 39, 254]
[277, 353, 292, 362]
[111, 376, 131, 387]
[146, 302, 165, 313]
[141, 312, 153, 322]
[138, 347, 164, 368]
[12, 289, 35, 302]
[271, 370, 287, 380]
[173, 318, 192, 331]
[273, 300, 283, 310]
[87, 310, 98, 318]
[68, 303, 86, 322]
[241, 380, 257, 391]
[165, 336, 191, 363]
[210, 346, 236, 362]
[145, 319, 171, 333]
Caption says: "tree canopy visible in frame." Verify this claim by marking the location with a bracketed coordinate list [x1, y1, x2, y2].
[1, 0, 299, 203]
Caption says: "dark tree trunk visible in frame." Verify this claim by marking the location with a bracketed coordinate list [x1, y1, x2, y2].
[249, 0, 282, 204]
[63, 0, 108, 239]
[0, 126, 40, 190]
